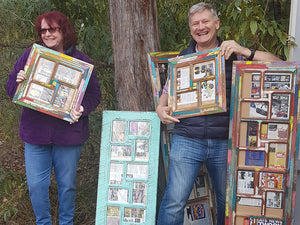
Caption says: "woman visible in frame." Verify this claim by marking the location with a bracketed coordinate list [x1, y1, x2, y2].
[6, 11, 101, 225]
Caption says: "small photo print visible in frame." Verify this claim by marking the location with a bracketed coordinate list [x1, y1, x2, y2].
[126, 164, 148, 179]
[251, 72, 261, 98]
[193, 60, 215, 79]
[112, 120, 126, 142]
[55, 64, 82, 86]
[109, 163, 123, 185]
[261, 123, 289, 140]
[27, 83, 54, 104]
[246, 121, 258, 147]
[256, 218, 283, 225]
[111, 145, 131, 160]
[108, 188, 128, 203]
[135, 139, 149, 161]
[245, 151, 265, 167]
[106, 206, 120, 225]
[237, 197, 262, 207]
[194, 175, 207, 197]
[33, 57, 55, 83]
[249, 102, 268, 118]
[124, 208, 145, 223]
[264, 72, 292, 90]
[53, 85, 75, 110]
[266, 192, 283, 208]
[158, 62, 168, 88]
[237, 171, 255, 194]
[176, 66, 190, 90]
[268, 143, 287, 169]
[271, 94, 290, 119]
[243, 217, 255, 225]
[133, 182, 147, 204]
[129, 121, 150, 136]
[201, 79, 216, 104]
[184, 201, 211, 225]
[259, 172, 284, 189]
[177, 91, 198, 106]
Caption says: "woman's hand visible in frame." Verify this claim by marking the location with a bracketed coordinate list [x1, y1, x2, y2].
[70, 105, 84, 123]
[16, 70, 27, 83]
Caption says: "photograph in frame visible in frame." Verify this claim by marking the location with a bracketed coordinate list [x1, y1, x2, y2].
[109, 163, 123, 185]
[126, 164, 148, 179]
[108, 188, 129, 203]
[237, 170, 255, 194]
[132, 182, 147, 204]
[124, 208, 145, 223]
[54, 63, 82, 86]
[32, 57, 55, 83]
[106, 206, 120, 225]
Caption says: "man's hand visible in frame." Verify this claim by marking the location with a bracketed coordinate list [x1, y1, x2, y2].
[156, 105, 180, 124]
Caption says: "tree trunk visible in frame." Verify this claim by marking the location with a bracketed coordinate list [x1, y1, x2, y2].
[109, 0, 160, 111]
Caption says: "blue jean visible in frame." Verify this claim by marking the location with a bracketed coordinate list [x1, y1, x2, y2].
[25, 143, 82, 225]
[157, 135, 228, 225]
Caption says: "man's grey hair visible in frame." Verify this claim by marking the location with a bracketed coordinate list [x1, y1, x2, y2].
[188, 2, 218, 24]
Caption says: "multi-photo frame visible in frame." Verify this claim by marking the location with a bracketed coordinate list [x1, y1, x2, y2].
[226, 61, 300, 225]
[96, 111, 161, 225]
[168, 48, 226, 118]
[13, 43, 93, 122]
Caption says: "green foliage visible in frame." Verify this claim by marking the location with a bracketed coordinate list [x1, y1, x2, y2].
[217, 0, 292, 60]
[0, 168, 25, 221]
[158, 0, 292, 60]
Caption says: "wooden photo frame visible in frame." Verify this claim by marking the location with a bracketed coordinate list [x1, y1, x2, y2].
[147, 51, 180, 108]
[168, 48, 226, 118]
[226, 61, 300, 225]
[96, 111, 161, 225]
[13, 43, 94, 122]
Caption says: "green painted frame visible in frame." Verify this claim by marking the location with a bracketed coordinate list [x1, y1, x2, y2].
[96, 110, 161, 225]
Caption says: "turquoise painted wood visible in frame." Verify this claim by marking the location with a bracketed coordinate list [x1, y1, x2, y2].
[96, 110, 161, 225]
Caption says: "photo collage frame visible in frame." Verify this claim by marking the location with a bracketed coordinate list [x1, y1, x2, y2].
[96, 111, 161, 225]
[13, 43, 93, 122]
[168, 48, 226, 118]
[225, 61, 300, 225]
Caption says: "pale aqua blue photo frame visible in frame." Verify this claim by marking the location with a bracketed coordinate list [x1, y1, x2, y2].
[96, 110, 161, 225]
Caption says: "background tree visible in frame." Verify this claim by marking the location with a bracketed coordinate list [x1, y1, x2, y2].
[108, 0, 160, 111]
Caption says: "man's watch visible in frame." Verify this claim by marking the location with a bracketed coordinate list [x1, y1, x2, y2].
[247, 48, 256, 61]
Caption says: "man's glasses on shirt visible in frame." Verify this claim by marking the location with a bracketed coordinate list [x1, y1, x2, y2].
[40, 27, 60, 34]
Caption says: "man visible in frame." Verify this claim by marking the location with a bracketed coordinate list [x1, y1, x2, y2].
[156, 2, 280, 225]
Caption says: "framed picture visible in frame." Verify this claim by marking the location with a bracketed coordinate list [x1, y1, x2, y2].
[226, 61, 300, 225]
[183, 200, 212, 225]
[168, 48, 226, 118]
[13, 44, 94, 122]
[96, 111, 161, 225]
[147, 51, 180, 108]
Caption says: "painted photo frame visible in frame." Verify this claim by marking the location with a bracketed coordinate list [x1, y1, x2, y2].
[147, 51, 180, 108]
[225, 61, 300, 225]
[96, 111, 161, 225]
[168, 48, 226, 118]
[13, 43, 94, 123]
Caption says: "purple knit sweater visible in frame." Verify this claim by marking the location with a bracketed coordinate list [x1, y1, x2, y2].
[6, 46, 101, 146]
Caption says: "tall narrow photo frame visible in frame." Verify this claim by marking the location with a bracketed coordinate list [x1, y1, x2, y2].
[168, 48, 226, 118]
[13, 43, 94, 123]
[96, 111, 161, 225]
[226, 61, 300, 225]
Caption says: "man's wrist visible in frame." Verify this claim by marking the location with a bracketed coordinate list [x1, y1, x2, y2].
[247, 48, 256, 61]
